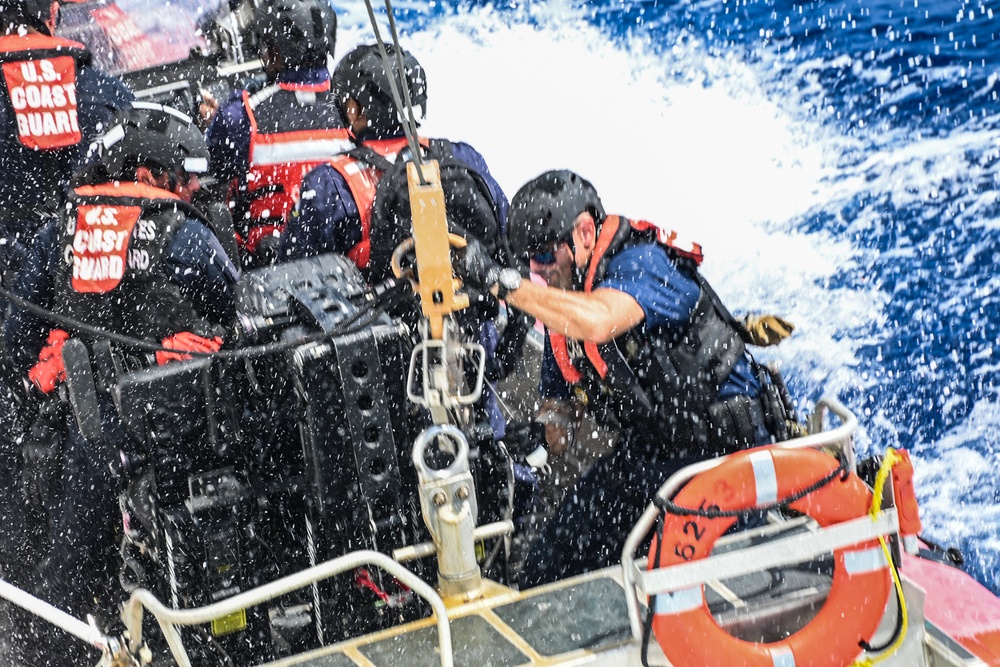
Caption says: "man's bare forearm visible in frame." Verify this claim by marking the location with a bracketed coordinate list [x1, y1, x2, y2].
[505, 280, 644, 343]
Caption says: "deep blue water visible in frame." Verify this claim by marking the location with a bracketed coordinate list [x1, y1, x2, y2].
[337, 0, 1000, 595]
[672, 0, 1000, 595]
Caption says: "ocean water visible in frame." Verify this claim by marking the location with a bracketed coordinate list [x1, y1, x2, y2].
[332, 0, 1000, 594]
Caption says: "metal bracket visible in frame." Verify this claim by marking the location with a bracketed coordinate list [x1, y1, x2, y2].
[412, 425, 482, 598]
[406, 320, 485, 423]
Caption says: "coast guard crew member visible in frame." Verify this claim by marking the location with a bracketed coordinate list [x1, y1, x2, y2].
[456, 169, 797, 587]
[280, 42, 519, 439]
[3, 103, 239, 666]
[0, 0, 133, 284]
[206, 0, 344, 267]
[0, 0, 132, 649]
[278, 43, 509, 282]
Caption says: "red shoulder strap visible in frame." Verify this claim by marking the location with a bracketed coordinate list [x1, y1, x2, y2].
[629, 218, 704, 266]
[277, 80, 331, 93]
[574, 215, 626, 380]
[584, 214, 622, 293]
[325, 154, 382, 269]
[584, 341, 608, 379]
[549, 332, 583, 384]
[362, 136, 422, 157]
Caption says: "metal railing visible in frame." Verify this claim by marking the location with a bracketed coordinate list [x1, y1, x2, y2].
[121, 550, 453, 667]
[0, 396, 871, 667]
[0, 579, 113, 652]
[619, 395, 879, 639]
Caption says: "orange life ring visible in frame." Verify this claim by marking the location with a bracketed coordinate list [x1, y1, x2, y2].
[648, 446, 892, 667]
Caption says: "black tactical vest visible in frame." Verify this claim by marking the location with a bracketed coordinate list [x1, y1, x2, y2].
[552, 216, 749, 451]
[52, 183, 212, 342]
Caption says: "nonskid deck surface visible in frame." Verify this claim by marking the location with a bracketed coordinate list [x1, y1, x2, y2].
[261, 573, 637, 667]
[260, 520, 988, 667]
[261, 522, 841, 667]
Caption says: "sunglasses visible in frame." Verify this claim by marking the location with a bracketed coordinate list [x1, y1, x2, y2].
[531, 246, 558, 265]
[530, 233, 574, 266]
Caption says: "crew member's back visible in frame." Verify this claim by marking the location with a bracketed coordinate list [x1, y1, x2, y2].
[0, 0, 133, 281]
[2, 102, 239, 667]
[278, 43, 509, 282]
[206, 0, 343, 267]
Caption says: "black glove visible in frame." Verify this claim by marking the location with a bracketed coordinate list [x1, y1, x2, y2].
[461, 283, 500, 321]
[454, 237, 503, 294]
[20, 399, 66, 512]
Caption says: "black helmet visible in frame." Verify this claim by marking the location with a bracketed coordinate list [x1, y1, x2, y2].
[1, 0, 56, 34]
[508, 170, 605, 262]
[97, 102, 210, 180]
[252, 0, 336, 70]
[332, 44, 427, 138]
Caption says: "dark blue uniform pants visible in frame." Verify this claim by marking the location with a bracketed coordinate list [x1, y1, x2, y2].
[9, 399, 124, 666]
[519, 443, 705, 589]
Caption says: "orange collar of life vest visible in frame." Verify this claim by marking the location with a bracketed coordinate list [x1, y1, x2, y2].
[75, 182, 181, 202]
[0, 33, 87, 56]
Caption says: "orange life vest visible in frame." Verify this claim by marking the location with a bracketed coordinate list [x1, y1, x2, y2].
[549, 215, 704, 383]
[242, 81, 352, 241]
[0, 33, 88, 151]
[53, 182, 212, 341]
[324, 137, 430, 270]
[546, 216, 759, 448]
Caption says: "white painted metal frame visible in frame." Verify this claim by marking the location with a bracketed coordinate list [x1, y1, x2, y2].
[406, 320, 487, 412]
[0, 579, 111, 651]
[121, 550, 453, 667]
[620, 395, 878, 639]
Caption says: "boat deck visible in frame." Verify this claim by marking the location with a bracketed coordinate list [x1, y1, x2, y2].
[255, 542, 982, 667]
[260, 571, 658, 667]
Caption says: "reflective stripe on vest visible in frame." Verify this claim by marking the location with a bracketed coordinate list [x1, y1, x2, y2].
[243, 85, 353, 224]
[549, 215, 704, 383]
[249, 128, 354, 166]
[244, 84, 352, 165]
[0, 34, 88, 151]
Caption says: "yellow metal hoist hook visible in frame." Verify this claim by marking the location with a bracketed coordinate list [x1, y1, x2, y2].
[390, 160, 469, 340]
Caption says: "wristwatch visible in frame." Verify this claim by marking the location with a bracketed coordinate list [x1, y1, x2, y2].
[496, 267, 522, 299]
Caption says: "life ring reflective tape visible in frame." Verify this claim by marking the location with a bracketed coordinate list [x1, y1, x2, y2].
[648, 446, 892, 667]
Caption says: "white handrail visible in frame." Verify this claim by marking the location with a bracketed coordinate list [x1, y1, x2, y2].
[620, 395, 861, 638]
[393, 520, 515, 562]
[122, 550, 453, 667]
[0, 579, 109, 650]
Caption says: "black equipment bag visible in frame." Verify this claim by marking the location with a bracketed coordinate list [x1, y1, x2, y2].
[350, 139, 502, 283]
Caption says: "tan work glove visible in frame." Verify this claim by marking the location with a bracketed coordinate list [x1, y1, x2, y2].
[536, 398, 583, 457]
[742, 313, 795, 347]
